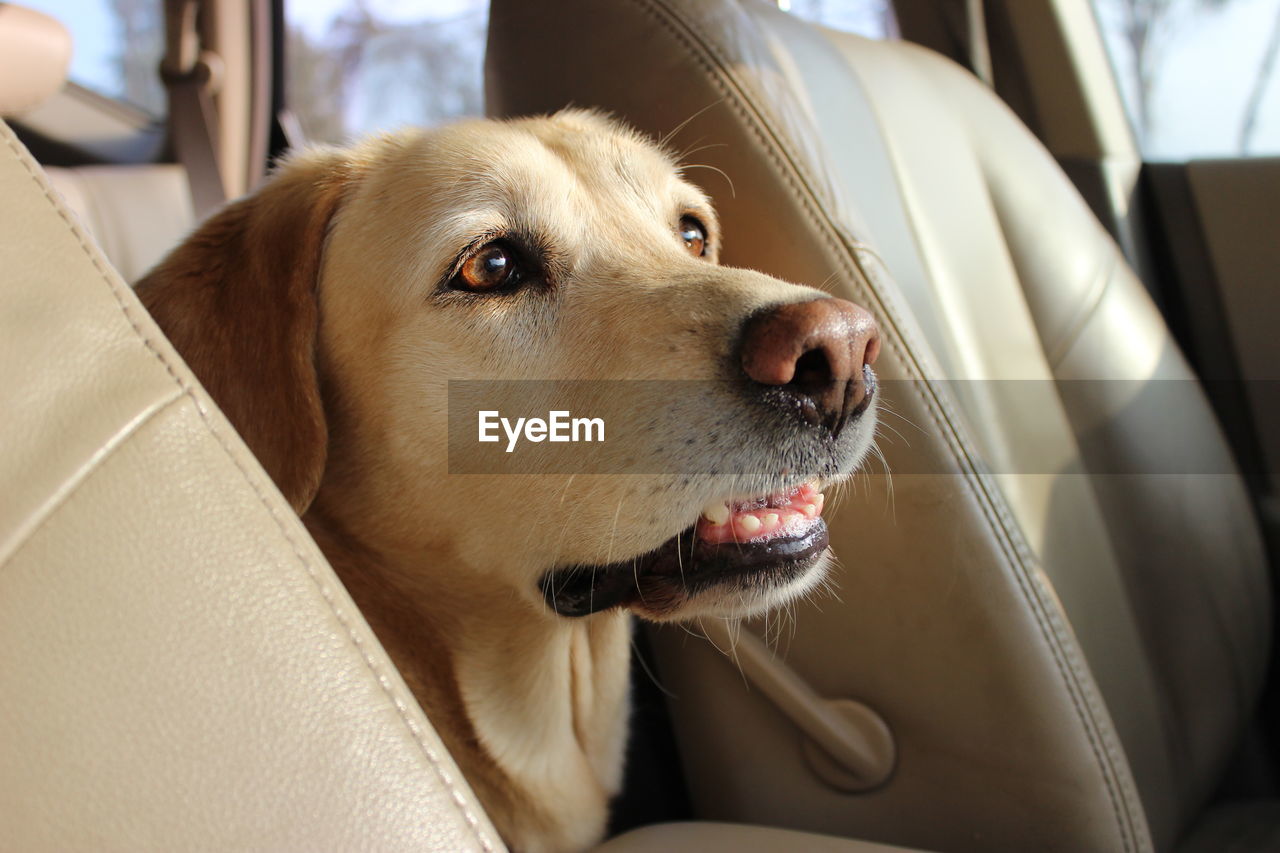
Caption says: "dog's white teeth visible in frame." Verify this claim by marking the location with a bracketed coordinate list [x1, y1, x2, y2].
[802, 502, 819, 518]
[701, 501, 731, 525]
[737, 515, 763, 536]
[761, 513, 780, 532]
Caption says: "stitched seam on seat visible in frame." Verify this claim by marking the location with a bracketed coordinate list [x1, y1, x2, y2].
[1, 125, 499, 853]
[828, 38, 994, 377]
[0, 389, 184, 570]
[930, 53, 1154, 842]
[917, 55, 1147, 843]
[967, 94, 1208, 829]
[625, 4, 1144, 848]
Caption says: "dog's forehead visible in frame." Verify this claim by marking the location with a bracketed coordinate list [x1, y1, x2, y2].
[431, 114, 697, 214]
[521, 114, 676, 183]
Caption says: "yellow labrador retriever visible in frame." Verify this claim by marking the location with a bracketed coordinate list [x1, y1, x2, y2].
[136, 110, 879, 853]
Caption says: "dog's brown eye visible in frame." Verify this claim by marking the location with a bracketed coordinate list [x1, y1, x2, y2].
[679, 216, 707, 257]
[456, 243, 517, 292]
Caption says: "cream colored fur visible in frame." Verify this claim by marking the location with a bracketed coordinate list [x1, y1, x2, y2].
[137, 110, 877, 852]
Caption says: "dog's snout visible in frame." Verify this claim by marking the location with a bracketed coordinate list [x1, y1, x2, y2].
[740, 297, 881, 432]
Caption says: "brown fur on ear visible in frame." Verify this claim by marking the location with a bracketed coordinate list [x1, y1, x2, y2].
[136, 151, 360, 514]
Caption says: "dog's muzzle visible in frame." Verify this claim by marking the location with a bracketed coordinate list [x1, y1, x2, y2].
[540, 295, 882, 619]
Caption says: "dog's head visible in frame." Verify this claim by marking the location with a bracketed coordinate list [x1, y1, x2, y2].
[137, 110, 879, 623]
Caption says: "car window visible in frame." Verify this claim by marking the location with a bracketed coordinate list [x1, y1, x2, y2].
[285, 0, 487, 144]
[282, 1, 897, 146]
[1091, 0, 1280, 159]
[781, 0, 898, 38]
[23, 0, 165, 117]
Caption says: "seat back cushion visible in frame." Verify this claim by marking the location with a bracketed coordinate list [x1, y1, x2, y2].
[45, 164, 196, 284]
[488, 1, 1158, 850]
[0, 119, 504, 852]
[488, 0, 1270, 848]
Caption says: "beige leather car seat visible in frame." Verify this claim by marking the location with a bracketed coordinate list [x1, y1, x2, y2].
[42, 164, 197, 283]
[487, 2, 1274, 851]
[0, 49, 507, 853]
[0, 7, 927, 851]
[0, 9, 507, 850]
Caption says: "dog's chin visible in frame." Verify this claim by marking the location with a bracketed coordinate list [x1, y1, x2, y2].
[539, 478, 838, 621]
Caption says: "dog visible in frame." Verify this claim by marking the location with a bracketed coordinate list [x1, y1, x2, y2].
[135, 110, 880, 853]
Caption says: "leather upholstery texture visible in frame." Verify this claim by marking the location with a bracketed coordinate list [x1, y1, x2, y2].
[0, 119, 505, 852]
[44, 164, 196, 283]
[487, 1, 1270, 851]
[0, 5, 70, 117]
[597, 822, 925, 852]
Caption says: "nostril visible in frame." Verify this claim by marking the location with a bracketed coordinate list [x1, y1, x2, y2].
[863, 330, 881, 367]
[792, 347, 833, 394]
[738, 297, 878, 433]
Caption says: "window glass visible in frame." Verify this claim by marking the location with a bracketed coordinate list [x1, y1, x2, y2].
[782, 0, 898, 39]
[286, 0, 487, 144]
[23, 0, 165, 116]
[1092, 0, 1280, 159]
[283, 1, 895, 145]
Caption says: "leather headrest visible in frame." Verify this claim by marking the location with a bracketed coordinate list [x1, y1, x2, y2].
[0, 5, 72, 117]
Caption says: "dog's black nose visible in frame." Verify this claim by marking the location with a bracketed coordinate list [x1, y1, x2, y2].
[739, 297, 880, 433]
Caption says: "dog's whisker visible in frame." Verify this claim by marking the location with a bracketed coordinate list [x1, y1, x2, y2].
[875, 418, 911, 446]
[604, 496, 626, 595]
[632, 557, 644, 607]
[870, 440, 897, 521]
[630, 634, 678, 700]
[558, 474, 577, 506]
[782, 599, 797, 653]
[816, 268, 844, 292]
[673, 135, 710, 164]
[540, 571, 559, 617]
[783, 594, 793, 648]
[874, 400, 913, 431]
[679, 163, 736, 199]
[589, 564, 598, 614]
[678, 619, 711, 644]
[675, 141, 728, 165]
[722, 617, 748, 686]
[548, 475, 592, 585]
[675, 528, 687, 587]
[658, 99, 725, 150]
[697, 617, 730, 657]
[877, 402, 925, 438]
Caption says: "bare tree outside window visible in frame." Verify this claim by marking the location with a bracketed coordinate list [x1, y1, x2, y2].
[23, 0, 165, 117]
[108, 0, 165, 115]
[286, 22, 349, 145]
[282, 0, 900, 146]
[1108, 0, 1233, 137]
[285, 0, 487, 145]
[783, 0, 899, 39]
[1096, 0, 1280, 157]
[1239, 5, 1280, 152]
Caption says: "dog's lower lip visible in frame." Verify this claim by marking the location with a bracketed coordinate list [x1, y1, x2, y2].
[539, 519, 830, 618]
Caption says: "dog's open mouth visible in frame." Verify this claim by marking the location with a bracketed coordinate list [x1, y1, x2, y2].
[541, 480, 830, 618]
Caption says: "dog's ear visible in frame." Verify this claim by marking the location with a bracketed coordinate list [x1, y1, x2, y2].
[136, 151, 360, 515]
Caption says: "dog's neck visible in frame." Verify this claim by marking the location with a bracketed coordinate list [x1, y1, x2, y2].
[304, 506, 633, 852]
